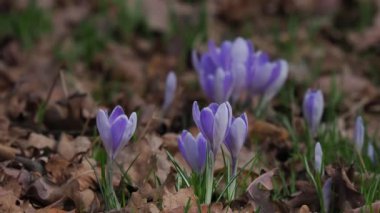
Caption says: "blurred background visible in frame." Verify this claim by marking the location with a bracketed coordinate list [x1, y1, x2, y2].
[1, 0, 380, 137]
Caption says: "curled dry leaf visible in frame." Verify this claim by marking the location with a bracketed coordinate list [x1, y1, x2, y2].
[57, 134, 91, 161]
[27, 133, 55, 150]
[287, 180, 319, 211]
[45, 154, 70, 184]
[246, 169, 280, 212]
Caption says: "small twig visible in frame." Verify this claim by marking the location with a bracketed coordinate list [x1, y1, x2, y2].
[59, 70, 69, 99]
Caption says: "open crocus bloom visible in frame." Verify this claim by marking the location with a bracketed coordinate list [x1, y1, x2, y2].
[178, 131, 207, 174]
[96, 105, 137, 160]
[192, 101, 232, 156]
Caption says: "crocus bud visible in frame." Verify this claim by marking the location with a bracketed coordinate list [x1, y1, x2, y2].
[162, 71, 177, 112]
[303, 89, 324, 137]
[96, 106, 137, 160]
[367, 142, 375, 163]
[178, 131, 207, 174]
[192, 101, 232, 156]
[354, 116, 364, 153]
[224, 113, 248, 164]
[322, 177, 332, 213]
[314, 142, 323, 173]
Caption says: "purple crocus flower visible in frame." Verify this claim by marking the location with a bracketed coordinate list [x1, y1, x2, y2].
[354, 116, 364, 153]
[178, 131, 207, 173]
[192, 41, 234, 103]
[192, 101, 232, 156]
[162, 71, 177, 112]
[303, 89, 324, 137]
[96, 106, 137, 160]
[314, 142, 323, 173]
[224, 113, 248, 166]
[246, 51, 289, 104]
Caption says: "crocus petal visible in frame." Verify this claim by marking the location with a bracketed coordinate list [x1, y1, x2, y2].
[231, 37, 249, 63]
[214, 68, 228, 103]
[128, 112, 138, 138]
[212, 102, 232, 154]
[354, 116, 364, 153]
[96, 109, 112, 157]
[196, 133, 207, 173]
[109, 105, 125, 124]
[192, 101, 201, 130]
[261, 60, 288, 104]
[110, 115, 128, 159]
[192, 50, 201, 73]
[200, 108, 215, 142]
[314, 142, 323, 173]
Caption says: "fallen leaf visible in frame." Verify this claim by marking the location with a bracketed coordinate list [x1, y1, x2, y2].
[162, 188, 197, 211]
[27, 133, 55, 150]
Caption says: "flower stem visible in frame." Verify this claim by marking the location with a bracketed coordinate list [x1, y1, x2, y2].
[106, 158, 121, 210]
[204, 151, 214, 204]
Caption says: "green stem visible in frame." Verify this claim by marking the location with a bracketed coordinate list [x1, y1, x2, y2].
[107, 158, 121, 210]
[227, 159, 238, 202]
[204, 151, 214, 204]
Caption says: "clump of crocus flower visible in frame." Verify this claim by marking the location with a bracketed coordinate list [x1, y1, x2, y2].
[96, 105, 137, 210]
[162, 71, 177, 113]
[303, 89, 324, 137]
[192, 37, 288, 109]
[354, 116, 364, 153]
[176, 101, 248, 203]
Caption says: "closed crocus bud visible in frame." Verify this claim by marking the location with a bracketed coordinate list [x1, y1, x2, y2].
[178, 131, 207, 174]
[354, 116, 364, 153]
[303, 89, 324, 137]
[96, 106, 137, 160]
[322, 177, 332, 213]
[162, 71, 177, 112]
[192, 101, 232, 156]
[224, 113, 248, 165]
[314, 142, 323, 173]
[367, 143, 375, 163]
